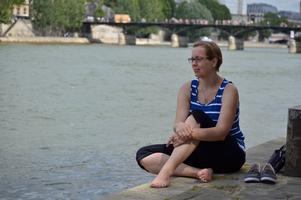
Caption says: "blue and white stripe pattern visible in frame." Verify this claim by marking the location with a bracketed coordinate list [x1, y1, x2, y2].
[190, 78, 245, 150]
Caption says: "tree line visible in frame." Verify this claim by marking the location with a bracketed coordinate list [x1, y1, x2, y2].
[104, 0, 231, 22]
[0, 0, 290, 39]
[0, 0, 231, 36]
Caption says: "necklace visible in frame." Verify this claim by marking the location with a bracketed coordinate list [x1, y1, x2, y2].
[199, 76, 220, 104]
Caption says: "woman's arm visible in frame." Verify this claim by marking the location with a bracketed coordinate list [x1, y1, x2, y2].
[191, 83, 239, 141]
[173, 81, 191, 130]
[167, 81, 191, 146]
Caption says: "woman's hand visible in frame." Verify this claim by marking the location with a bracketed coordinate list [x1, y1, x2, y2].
[167, 133, 185, 147]
[174, 122, 193, 141]
[167, 122, 193, 147]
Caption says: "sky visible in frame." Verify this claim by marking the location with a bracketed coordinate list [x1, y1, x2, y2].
[220, 0, 300, 14]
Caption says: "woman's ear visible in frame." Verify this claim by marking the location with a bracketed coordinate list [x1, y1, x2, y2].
[212, 58, 218, 69]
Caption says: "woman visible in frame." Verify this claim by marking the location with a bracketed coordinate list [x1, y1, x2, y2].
[136, 41, 245, 188]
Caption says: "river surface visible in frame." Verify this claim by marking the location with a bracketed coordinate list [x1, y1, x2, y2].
[0, 44, 300, 199]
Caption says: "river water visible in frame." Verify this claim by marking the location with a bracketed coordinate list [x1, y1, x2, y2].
[0, 44, 300, 199]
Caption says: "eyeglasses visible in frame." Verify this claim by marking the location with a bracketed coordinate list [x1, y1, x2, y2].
[188, 57, 208, 64]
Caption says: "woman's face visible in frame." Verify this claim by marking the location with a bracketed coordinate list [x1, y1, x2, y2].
[191, 46, 216, 78]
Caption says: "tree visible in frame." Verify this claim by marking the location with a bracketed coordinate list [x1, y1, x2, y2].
[114, 0, 140, 21]
[0, 0, 25, 23]
[85, 0, 105, 19]
[104, 0, 117, 7]
[110, 0, 175, 22]
[175, 0, 213, 21]
[32, 0, 86, 36]
[175, 0, 213, 25]
[31, 0, 52, 30]
[108, 0, 172, 37]
[257, 12, 289, 41]
[139, 0, 165, 22]
[94, 5, 105, 19]
[217, 4, 231, 20]
[262, 12, 288, 26]
[160, 0, 176, 19]
[199, 0, 231, 20]
[175, 0, 213, 41]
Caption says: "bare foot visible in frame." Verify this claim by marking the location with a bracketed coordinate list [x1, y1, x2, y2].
[150, 174, 171, 188]
[197, 168, 213, 183]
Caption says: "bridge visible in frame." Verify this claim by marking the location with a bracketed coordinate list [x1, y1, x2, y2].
[84, 21, 301, 35]
[82, 21, 301, 52]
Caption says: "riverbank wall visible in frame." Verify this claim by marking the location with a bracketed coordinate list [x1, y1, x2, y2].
[0, 36, 288, 49]
[99, 137, 301, 200]
[0, 36, 90, 44]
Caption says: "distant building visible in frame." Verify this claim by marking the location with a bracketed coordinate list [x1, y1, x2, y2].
[12, 0, 30, 19]
[247, 3, 278, 23]
[2, 18, 34, 37]
[1, 0, 33, 37]
[231, 14, 249, 25]
[279, 11, 301, 25]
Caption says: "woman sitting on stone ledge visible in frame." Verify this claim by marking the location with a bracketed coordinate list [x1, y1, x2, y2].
[136, 41, 246, 188]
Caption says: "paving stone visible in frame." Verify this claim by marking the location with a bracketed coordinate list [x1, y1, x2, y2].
[99, 137, 301, 200]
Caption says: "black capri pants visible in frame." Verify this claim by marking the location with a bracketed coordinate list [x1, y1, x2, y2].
[136, 110, 245, 173]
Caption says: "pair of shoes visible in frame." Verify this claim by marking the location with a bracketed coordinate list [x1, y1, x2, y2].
[244, 163, 277, 184]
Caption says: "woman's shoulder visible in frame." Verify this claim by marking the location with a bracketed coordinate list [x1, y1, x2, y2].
[179, 80, 194, 97]
[183, 78, 199, 88]
[223, 79, 238, 91]
[223, 80, 239, 99]
[180, 81, 191, 91]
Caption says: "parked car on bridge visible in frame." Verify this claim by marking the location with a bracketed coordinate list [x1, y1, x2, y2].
[114, 14, 131, 23]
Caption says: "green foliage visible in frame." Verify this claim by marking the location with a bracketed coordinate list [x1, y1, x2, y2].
[175, 0, 213, 21]
[134, 26, 160, 38]
[94, 7, 104, 18]
[0, 0, 25, 23]
[199, 0, 231, 20]
[104, 0, 117, 7]
[114, 0, 140, 21]
[86, 0, 104, 18]
[111, 0, 175, 36]
[262, 12, 288, 26]
[257, 12, 290, 41]
[111, 0, 175, 22]
[104, 0, 233, 39]
[160, 0, 176, 19]
[217, 4, 231, 20]
[124, 25, 160, 38]
[32, 0, 86, 36]
[174, 0, 213, 41]
[94, 5, 105, 18]
[139, 0, 165, 22]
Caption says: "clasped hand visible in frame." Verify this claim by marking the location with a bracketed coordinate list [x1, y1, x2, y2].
[167, 122, 193, 147]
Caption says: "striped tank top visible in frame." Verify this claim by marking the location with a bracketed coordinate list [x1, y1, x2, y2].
[190, 78, 245, 150]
